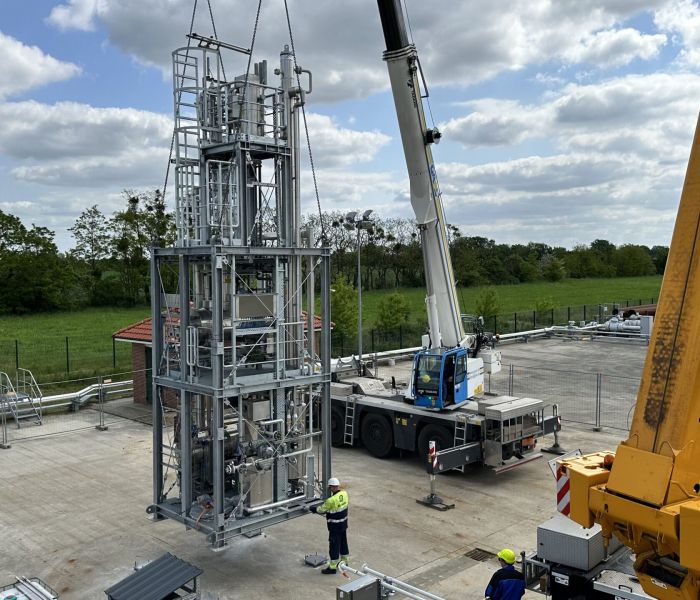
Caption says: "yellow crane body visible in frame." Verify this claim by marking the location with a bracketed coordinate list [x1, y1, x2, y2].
[562, 114, 700, 600]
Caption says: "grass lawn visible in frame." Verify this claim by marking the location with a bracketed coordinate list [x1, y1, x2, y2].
[359, 275, 662, 326]
[0, 306, 150, 384]
[0, 276, 661, 383]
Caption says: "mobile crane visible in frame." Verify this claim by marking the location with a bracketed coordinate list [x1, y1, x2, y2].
[560, 116, 700, 599]
[377, 0, 496, 411]
[327, 1, 560, 471]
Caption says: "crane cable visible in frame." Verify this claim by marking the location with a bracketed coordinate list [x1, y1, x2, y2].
[402, 0, 437, 130]
[283, 0, 326, 246]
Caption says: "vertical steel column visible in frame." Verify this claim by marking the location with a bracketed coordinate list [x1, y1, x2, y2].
[321, 252, 332, 485]
[210, 247, 225, 547]
[151, 253, 164, 509]
[179, 253, 192, 517]
[211, 251, 225, 546]
[180, 389, 192, 518]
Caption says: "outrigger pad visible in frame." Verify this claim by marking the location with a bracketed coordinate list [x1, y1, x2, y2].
[416, 494, 455, 512]
[304, 553, 328, 567]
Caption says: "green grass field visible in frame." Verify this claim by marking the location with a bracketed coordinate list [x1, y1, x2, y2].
[0, 276, 661, 383]
[359, 275, 662, 325]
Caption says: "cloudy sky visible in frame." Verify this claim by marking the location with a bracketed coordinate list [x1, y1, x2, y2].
[1, 0, 699, 250]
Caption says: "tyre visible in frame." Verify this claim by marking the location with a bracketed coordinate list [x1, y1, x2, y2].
[330, 406, 345, 447]
[360, 413, 394, 458]
[417, 424, 453, 460]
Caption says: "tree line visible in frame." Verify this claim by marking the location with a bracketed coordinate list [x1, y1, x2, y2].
[0, 202, 666, 315]
[304, 211, 668, 290]
[0, 190, 174, 314]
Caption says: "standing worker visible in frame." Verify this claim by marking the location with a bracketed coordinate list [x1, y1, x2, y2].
[310, 477, 349, 574]
[484, 548, 525, 600]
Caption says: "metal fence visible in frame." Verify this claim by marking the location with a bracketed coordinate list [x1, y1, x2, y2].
[0, 359, 639, 449]
[487, 364, 639, 431]
[0, 371, 142, 448]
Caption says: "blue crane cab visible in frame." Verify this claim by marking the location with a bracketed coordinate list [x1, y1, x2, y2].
[412, 347, 484, 410]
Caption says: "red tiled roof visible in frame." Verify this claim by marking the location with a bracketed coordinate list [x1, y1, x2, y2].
[113, 311, 331, 344]
[113, 317, 153, 343]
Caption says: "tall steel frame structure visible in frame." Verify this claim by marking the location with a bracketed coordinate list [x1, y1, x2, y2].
[149, 35, 331, 549]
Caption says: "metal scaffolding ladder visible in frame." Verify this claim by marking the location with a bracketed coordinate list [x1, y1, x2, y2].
[344, 396, 357, 446]
[452, 414, 468, 472]
[0, 370, 43, 428]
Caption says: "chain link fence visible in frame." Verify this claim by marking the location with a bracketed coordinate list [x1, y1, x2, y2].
[487, 363, 638, 431]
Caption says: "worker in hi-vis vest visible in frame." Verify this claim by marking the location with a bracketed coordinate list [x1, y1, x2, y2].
[310, 477, 349, 574]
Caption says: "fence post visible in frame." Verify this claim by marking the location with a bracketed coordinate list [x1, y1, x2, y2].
[96, 376, 109, 432]
[15, 340, 19, 371]
[65, 336, 70, 374]
[550, 308, 554, 326]
[371, 329, 375, 353]
[514, 312, 517, 332]
[594, 373, 602, 431]
[508, 364, 514, 396]
[567, 306, 570, 323]
[493, 315, 497, 333]
[399, 325, 403, 349]
[113, 338, 117, 369]
[0, 399, 10, 449]
[532, 311, 536, 329]
[583, 305, 587, 321]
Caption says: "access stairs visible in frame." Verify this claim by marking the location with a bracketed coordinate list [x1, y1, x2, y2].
[0, 369, 43, 428]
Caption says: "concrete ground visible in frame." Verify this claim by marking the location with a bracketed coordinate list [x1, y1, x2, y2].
[0, 338, 647, 600]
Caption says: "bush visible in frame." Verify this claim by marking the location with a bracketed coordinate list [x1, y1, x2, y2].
[376, 292, 410, 330]
[331, 276, 358, 337]
[474, 287, 501, 317]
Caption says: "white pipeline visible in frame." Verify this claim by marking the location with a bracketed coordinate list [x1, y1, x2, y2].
[338, 563, 445, 600]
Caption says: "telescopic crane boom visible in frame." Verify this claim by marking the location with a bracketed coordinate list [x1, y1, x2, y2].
[376, 0, 493, 409]
[563, 115, 700, 600]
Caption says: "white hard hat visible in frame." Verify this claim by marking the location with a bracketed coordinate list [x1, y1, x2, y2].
[328, 477, 340, 487]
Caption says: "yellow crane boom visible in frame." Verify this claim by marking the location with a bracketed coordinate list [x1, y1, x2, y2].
[564, 114, 700, 600]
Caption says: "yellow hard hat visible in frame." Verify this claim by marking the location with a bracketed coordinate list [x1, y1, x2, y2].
[421, 374, 431, 383]
[497, 549, 516, 565]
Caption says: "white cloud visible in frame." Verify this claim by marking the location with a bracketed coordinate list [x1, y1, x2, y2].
[0, 101, 171, 161]
[0, 32, 81, 98]
[655, 0, 700, 67]
[303, 113, 391, 168]
[47, 0, 102, 32]
[563, 28, 666, 68]
[0, 100, 170, 188]
[44, 0, 679, 102]
[441, 73, 700, 160]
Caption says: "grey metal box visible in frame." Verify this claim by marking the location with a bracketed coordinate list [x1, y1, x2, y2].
[537, 514, 621, 571]
[242, 399, 271, 422]
[484, 397, 543, 421]
[336, 575, 381, 599]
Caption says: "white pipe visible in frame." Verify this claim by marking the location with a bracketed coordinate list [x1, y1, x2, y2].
[242, 493, 306, 515]
[339, 563, 446, 600]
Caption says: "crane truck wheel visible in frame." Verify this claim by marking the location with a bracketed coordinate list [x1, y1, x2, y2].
[330, 406, 345, 447]
[360, 413, 394, 458]
[417, 424, 453, 460]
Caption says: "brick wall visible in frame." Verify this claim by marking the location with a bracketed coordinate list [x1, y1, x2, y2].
[132, 345, 147, 405]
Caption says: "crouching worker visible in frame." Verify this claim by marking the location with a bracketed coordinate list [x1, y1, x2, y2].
[485, 548, 525, 600]
[310, 477, 349, 574]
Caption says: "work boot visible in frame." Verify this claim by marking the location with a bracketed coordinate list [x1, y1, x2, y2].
[321, 567, 337, 575]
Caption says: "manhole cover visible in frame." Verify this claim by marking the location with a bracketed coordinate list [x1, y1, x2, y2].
[465, 548, 497, 562]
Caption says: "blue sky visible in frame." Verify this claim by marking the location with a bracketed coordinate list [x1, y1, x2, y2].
[1, 0, 700, 251]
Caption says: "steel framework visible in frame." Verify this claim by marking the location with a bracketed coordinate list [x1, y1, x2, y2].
[149, 36, 331, 548]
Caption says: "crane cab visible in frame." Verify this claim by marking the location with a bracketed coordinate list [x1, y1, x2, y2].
[412, 347, 484, 410]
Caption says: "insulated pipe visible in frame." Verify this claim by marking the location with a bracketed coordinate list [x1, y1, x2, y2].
[242, 493, 307, 515]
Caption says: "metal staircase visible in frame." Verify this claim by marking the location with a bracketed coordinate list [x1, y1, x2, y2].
[0, 369, 43, 428]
